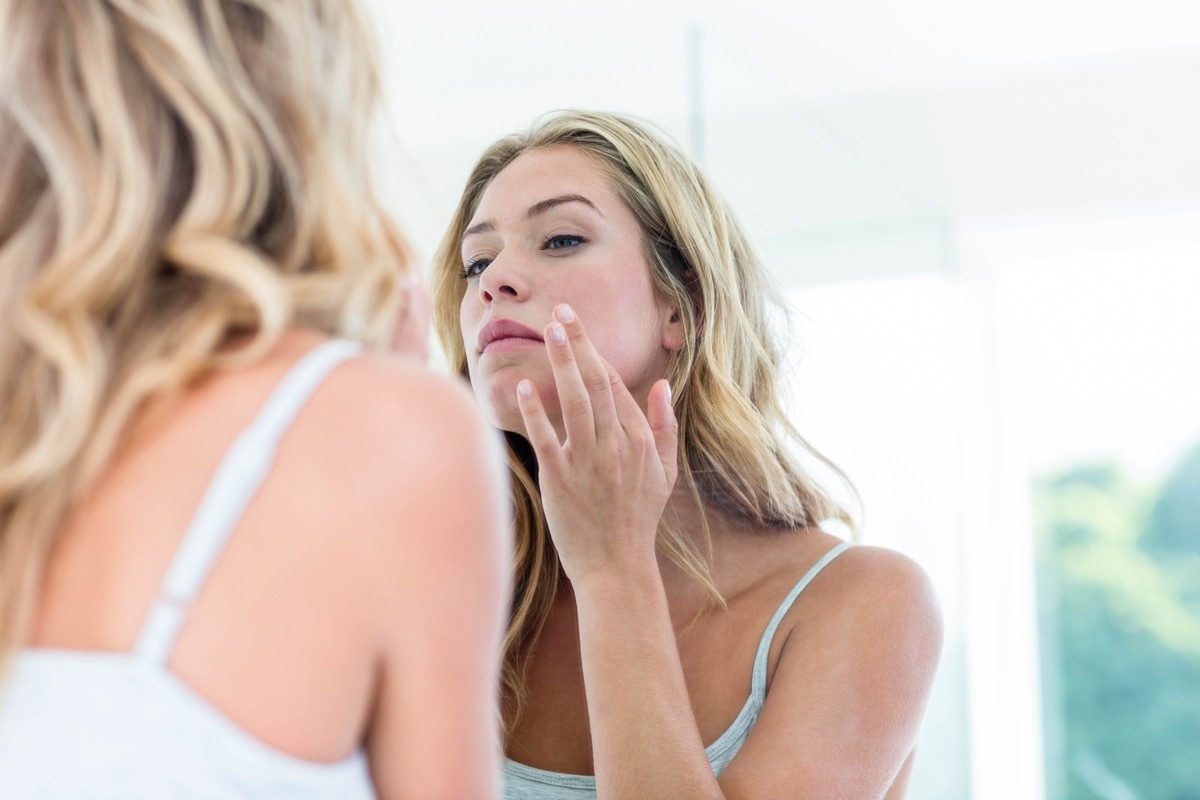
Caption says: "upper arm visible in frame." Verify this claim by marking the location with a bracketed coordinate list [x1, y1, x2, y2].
[718, 547, 944, 800]
[340, 362, 510, 800]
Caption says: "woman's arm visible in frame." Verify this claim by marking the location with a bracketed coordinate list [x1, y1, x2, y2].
[572, 560, 724, 799]
[516, 305, 720, 799]
[351, 361, 510, 800]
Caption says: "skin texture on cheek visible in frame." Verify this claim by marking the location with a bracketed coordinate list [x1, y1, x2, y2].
[462, 304, 670, 438]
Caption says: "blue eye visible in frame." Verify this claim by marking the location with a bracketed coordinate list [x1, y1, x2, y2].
[543, 234, 587, 251]
[460, 258, 490, 279]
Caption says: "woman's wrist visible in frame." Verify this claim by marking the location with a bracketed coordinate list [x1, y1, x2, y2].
[568, 550, 664, 606]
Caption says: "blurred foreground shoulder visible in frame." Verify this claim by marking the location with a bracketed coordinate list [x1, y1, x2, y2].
[326, 353, 506, 502]
[313, 352, 510, 599]
[320, 354, 508, 799]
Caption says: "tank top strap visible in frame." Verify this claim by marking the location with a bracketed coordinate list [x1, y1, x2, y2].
[749, 540, 854, 698]
[132, 339, 362, 666]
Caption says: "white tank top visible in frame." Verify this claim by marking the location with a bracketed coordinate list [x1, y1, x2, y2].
[0, 340, 378, 800]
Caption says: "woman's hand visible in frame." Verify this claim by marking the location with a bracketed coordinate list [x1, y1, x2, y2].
[516, 304, 678, 584]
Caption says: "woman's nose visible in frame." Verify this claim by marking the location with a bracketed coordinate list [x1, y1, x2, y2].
[477, 254, 525, 304]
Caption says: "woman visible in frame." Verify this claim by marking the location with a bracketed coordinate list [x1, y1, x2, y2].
[0, 2, 508, 798]
[431, 110, 943, 799]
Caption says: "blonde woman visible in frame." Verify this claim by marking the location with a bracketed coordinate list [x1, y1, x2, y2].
[431, 110, 943, 799]
[0, 2, 508, 798]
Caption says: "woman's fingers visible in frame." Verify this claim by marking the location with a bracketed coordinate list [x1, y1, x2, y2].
[520, 307, 676, 581]
[516, 379, 564, 469]
[534, 304, 673, 490]
[646, 379, 679, 489]
[544, 304, 617, 444]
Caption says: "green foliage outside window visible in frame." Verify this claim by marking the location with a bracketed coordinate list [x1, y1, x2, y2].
[1035, 445, 1200, 800]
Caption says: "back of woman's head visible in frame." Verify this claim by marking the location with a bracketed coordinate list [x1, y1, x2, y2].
[0, 0, 410, 664]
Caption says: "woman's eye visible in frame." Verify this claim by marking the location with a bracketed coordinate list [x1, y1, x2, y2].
[543, 234, 586, 251]
[461, 258, 491, 279]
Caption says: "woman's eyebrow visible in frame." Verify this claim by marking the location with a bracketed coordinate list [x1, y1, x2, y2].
[525, 194, 601, 220]
[462, 194, 603, 242]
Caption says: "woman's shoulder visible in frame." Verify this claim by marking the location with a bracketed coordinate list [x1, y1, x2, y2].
[768, 533, 943, 663]
[739, 526, 936, 608]
[318, 343, 485, 443]
[310, 344, 509, 650]
[206, 329, 482, 442]
[270, 335, 508, 612]
[727, 527, 941, 654]
[333, 353, 503, 510]
[225, 331, 504, 552]
[819, 540, 937, 606]
[304, 340, 502, 508]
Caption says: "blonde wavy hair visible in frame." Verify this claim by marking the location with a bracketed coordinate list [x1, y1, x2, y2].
[430, 110, 855, 735]
[0, 0, 412, 674]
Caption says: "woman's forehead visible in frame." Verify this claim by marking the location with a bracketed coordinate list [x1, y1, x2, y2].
[472, 146, 617, 221]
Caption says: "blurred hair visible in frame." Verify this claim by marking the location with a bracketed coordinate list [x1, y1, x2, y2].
[0, 0, 413, 671]
[430, 109, 854, 736]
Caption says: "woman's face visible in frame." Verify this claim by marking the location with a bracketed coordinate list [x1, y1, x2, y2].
[458, 145, 679, 436]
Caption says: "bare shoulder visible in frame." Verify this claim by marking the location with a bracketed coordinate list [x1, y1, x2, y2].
[718, 538, 944, 796]
[318, 353, 494, 466]
[306, 354, 504, 509]
[788, 542, 943, 654]
[823, 544, 940, 612]
[320, 349, 505, 506]
[296, 351, 509, 616]
[734, 528, 936, 609]
[294, 353, 507, 797]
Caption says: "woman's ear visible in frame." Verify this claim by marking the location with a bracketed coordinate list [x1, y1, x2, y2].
[661, 304, 686, 351]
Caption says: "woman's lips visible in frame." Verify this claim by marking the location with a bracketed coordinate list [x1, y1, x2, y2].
[481, 337, 544, 356]
[477, 319, 545, 356]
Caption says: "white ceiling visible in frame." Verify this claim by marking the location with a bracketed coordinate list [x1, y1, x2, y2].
[362, 0, 1200, 280]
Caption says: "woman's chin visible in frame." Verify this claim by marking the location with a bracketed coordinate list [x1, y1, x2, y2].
[476, 378, 560, 438]
[491, 409, 528, 437]
[476, 380, 525, 434]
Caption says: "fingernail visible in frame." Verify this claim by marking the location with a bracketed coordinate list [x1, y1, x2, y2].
[518, 379, 533, 398]
[555, 305, 575, 323]
[665, 382, 673, 406]
[548, 322, 566, 345]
